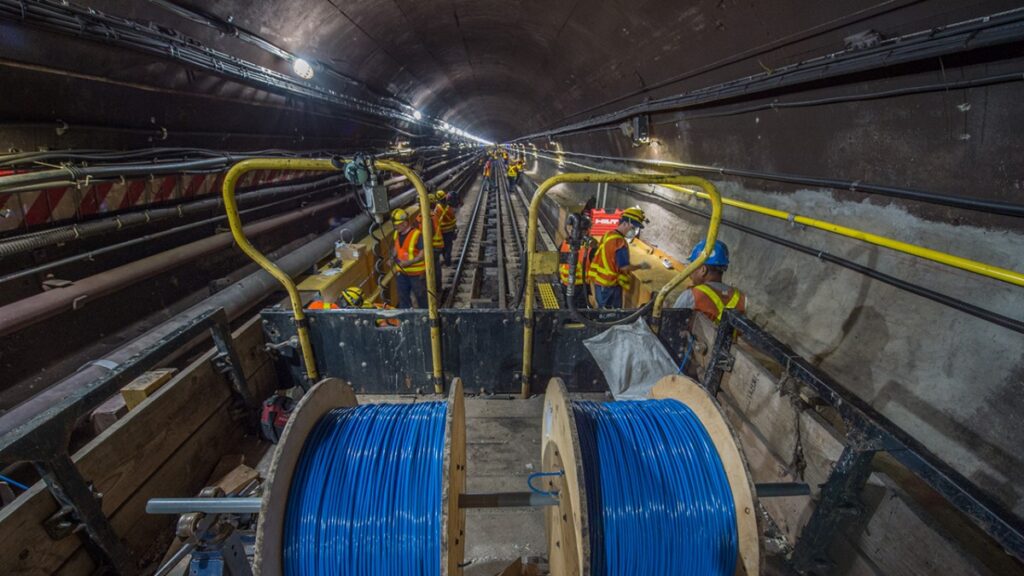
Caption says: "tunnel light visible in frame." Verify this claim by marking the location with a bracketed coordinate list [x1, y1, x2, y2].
[292, 58, 314, 80]
[413, 110, 423, 120]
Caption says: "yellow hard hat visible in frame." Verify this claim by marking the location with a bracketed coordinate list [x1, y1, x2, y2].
[392, 208, 409, 225]
[621, 207, 647, 227]
[339, 286, 365, 307]
[435, 190, 447, 201]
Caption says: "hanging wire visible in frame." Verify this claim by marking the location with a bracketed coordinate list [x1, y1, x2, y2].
[284, 402, 447, 575]
[572, 399, 738, 576]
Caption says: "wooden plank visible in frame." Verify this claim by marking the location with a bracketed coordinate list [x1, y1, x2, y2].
[56, 395, 242, 574]
[57, 393, 239, 573]
[0, 316, 267, 575]
[713, 329, 995, 575]
[214, 465, 259, 496]
[850, 477, 988, 576]
[121, 368, 177, 410]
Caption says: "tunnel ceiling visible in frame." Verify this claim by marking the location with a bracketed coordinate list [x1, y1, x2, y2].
[58, 0, 997, 143]
[3, 0, 1018, 145]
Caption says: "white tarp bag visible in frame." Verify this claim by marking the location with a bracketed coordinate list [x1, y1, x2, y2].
[583, 318, 678, 399]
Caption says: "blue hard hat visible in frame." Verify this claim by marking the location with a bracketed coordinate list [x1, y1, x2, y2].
[688, 240, 730, 267]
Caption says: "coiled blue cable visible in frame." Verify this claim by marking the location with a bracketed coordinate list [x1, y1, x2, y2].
[283, 401, 447, 575]
[572, 399, 738, 576]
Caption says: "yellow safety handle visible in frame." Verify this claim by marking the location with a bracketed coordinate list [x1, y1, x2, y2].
[521, 172, 722, 397]
[222, 157, 445, 392]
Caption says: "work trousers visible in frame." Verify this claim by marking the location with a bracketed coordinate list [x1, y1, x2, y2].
[441, 231, 456, 265]
[593, 285, 623, 309]
[396, 274, 427, 309]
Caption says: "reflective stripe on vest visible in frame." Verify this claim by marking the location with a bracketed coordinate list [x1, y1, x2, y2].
[435, 205, 457, 233]
[416, 213, 445, 249]
[587, 231, 631, 290]
[393, 229, 425, 275]
[694, 284, 743, 322]
[558, 241, 587, 286]
[430, 212, 444, 249]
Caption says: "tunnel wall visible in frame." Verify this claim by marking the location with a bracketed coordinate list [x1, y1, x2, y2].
[520, 49, 1024, 530]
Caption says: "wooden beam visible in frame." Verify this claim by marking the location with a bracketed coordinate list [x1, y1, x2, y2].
[0, 315, 268, 575]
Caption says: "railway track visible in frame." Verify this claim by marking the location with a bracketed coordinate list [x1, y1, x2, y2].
[444, 160, 551, 308]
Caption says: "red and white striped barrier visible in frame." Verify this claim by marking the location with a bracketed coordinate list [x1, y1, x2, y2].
[0, 170, 305, 234]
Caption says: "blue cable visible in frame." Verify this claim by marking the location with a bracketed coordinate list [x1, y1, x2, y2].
[572, 399, 738, 576]
[527, 471, 564, 496]
[283, 401, 447, 575]
[0, 473, 28, 491]
[677, 335, 694, 374]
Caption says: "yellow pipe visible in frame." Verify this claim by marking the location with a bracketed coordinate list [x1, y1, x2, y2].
[658, 185, 1024, 288]
[222, 158, 342, 384]
[375, 159, 445, 394]
[520, 173, 723, 397]
[539, 151, 1024, 289]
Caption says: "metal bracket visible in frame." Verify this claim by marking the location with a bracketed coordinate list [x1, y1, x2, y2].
[35, 454, 136, 575]
[790, 447, 876, 573]
[209, 320, 256, 419]
[701, 316, 736, 396]
[44, 504, 78, 540]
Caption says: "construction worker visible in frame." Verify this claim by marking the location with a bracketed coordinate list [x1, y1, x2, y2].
[337, 285, 401, 326]
[506, 161, 519, 190]
[559, 237, 595, 309]
[434, 190, 458, 266]
[673, 240, 746, 322]
[587, 207, 651, 308]
[391, 208, 427, 308]
[336, 286, 366, 308]
[483, 158, 494, 190]
[416, 196, 445, 293]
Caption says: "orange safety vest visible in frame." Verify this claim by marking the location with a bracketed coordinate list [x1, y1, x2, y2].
[393, 228, 425, 276]
[691, 284, 746, 322]
[416, 212, 444, 250]
[483, 161, 492, 177]
[558, 241, 589, 286]
[372, 302, 401, 327]
[587, 231, 631, 290]
[434, 204, 457, 233]
[307, 300, 338, 310]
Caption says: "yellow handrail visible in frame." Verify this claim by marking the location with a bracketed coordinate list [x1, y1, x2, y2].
[222, 157, 444, 391]
[375, 159, 445, 394]
[520, 173, 722, 398]
[661, 184, 1024, 288]
[222, 158, 340, 384]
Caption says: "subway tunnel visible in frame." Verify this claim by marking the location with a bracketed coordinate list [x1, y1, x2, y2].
[0, 1, 1022, 575]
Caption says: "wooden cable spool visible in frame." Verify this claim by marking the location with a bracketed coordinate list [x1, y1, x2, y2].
[254, 377, 467, 575]
[541, 375, 761, 576]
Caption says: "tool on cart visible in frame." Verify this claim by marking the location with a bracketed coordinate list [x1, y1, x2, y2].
[147, 485, 260, 576]
[259, 393, 295, 444]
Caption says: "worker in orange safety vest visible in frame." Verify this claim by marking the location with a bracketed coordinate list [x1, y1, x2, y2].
[392, 208, 427, 308]
[416, 196, 445, 293]
[434, 190, 458, 266]
[672, 239, 746, 322]
[587, 207, 651, 308]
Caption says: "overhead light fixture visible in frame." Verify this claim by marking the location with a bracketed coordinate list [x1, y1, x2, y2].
[413, 110, 423, 120]
[292, 58, 314, 80]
